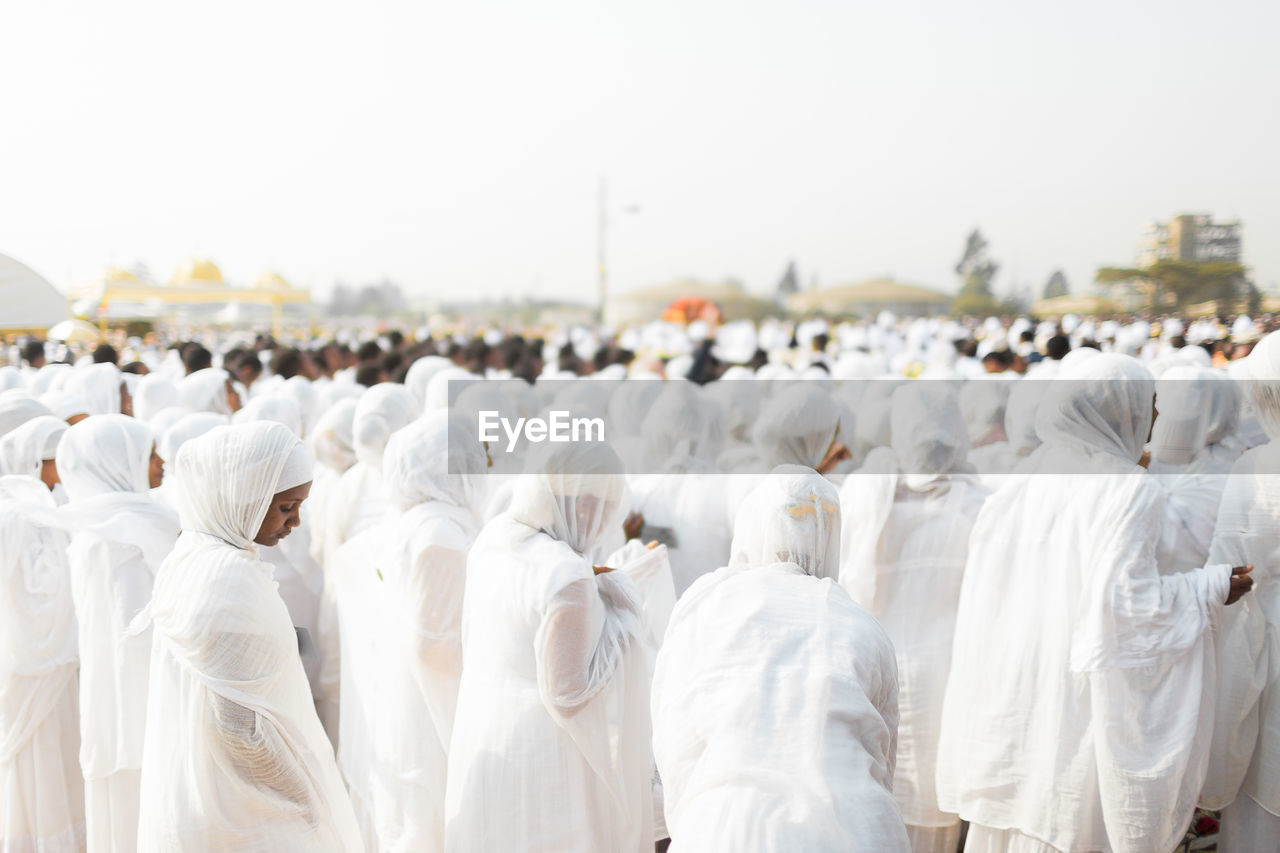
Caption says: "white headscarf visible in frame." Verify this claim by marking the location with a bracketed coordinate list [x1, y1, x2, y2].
[1035, 354, 1154, 464]
[65, 362, 124, 415]
[382, 409, 487, 515]
[1246, 329, 1280, 441]
[507, 441, 627, 557]
[404, 356, 454, 408]
[0, 415, 66, 478]
[157, 412, 227, 464]
[132, 375, 179, 423]
[1150, 366, 1223, 466]
[177, 367, 234, 415]
[56, 414, 154, 499]
[233, 394, 303, 437]
[0, 394, 54, 439]
[729, 464, 840, 581]
[643, 382, 718, 474]
[308, 397, 359, 475]
[174, 421, 309, 551]
[751, 385, 841, 469]
[352, 383, 418, 469]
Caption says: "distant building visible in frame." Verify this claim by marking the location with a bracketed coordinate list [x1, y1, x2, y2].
[1138, 213, 1242, 265]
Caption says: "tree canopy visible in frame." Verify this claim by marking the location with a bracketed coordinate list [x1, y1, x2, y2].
[1095, 260, 1248, 312]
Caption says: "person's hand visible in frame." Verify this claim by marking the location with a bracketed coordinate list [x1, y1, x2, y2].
[622, 512, 644, 541]
[592, 565, 613, 575]
[1137, 450, 1151, 469]
[645, 540, 660, 550]
[815, 442, 851, 475]
[1225, 565, 1254, 605]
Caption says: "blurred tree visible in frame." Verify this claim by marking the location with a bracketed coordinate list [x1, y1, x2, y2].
[775, 260, 799, 301]
[951, 229, 1003, 316]
[1096, 260, 1247, 312]
[1043, 269, 1069, 299]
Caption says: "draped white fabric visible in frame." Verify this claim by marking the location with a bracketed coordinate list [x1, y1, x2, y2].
[137, 421, 362, 852]
[937, 354, 1232, 853]
[445, 441, 653, 853]
[57, 414, 179, 853]
[653, 466, 907, 852]
[839, 385, 988, 835]
[0, 476, 84, 853]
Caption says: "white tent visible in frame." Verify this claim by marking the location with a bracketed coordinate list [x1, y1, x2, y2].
[0, 253, 68, 332]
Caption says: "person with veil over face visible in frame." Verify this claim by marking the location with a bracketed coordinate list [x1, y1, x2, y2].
[135, 421, 363, 853]
[0, 476, 84, 853]
[651, 465, 907, 852]
[444, 441, 654, 853]
[936, 354, 1254, 853]
[336, 410, 486, 853]
[1199, 330, 1280, 852]
[56, 414, 179, 853]
[306, 397, 359, 744]
[838, 384, 988, 853]
[1149, 366, 1241, 575]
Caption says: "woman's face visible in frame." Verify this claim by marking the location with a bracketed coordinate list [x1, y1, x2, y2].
[254, 481, 312, 547]
[40, 458, 59, 491]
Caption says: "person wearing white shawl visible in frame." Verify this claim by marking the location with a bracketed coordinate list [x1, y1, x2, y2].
[177, 367, 241, 415]
[322, 383, 418, 566]
[57, 414, 179, 853]
[627, 382, 732, 596]
[652, 465, 907, 852]
[131, 375, 179, 424]
[444, 441, 654, 853]
[838, 385, 988, 852]
[151, 412, 229, 511]
[135, 421, 363, 852]
[338, 411, 486, 852]
[0, 394, 54, 438]
[0, 414, 67, 489]
[65, 362, 131, 416]
[0, 476, 84, 853]
[306, 397, 359, 741]
[1199, 330, 1280, 851]
[936, 354, 1253, 853]
[404, 355, 454, 408]
[1149, 366, 1240, 575]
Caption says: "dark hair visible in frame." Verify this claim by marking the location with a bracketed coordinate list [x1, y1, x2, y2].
[22, 340, 45, 364]
[386, 330, 406, 350]
[1045, 334, 1071, 360]
[92, 343, 118, 365]
[356, 341, 383, 364]
[120, 361, 149, 375]
[355, 364, 385, 387]
[271, 348, 304, 380]
[182, 343, 213, 374]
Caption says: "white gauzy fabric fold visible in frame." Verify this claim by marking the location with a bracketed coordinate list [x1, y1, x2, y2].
[132, 375, 179, 424]
[337, 411, 485, 853]
[750, 384, 841, 469]
[353, 384, 418, 469]
[936, 353, 1232, 853]
[652, 465, 908, 852]
[177, 367, 234, 414]
[65, 363, 123, 415]
[404, 356, 454, 408]
[445, 441, 653, 853]
[0, 394, 54, 438]
[838, 385, 987, 839]
[233, 394, 303, 437]
[157, 411, 227, 463]
[0, 415, 65, 477]
[136, 421, 363, 852]
[57, 414, 179, 853]
[310, 398, 359, 474]
[1199, 330, 1280, 821]
[0, 475, 84, 853]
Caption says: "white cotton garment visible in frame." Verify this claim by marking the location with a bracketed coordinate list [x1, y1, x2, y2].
[177, 367, 235, 414]
[0, 414, 66, 478]
[445, 441, 654, 853]
[1149, 366, 1238, 575]
[136, 421, 363, 852]
[65, 363, 124, 415]
[1199, 333, 1280, 827]
[936, 354, 1232, 853]
[0, 476, 84, 853]
[56, 414, 179, 853]
[838, 384, 988, 840]
[653, 466, 908, 852]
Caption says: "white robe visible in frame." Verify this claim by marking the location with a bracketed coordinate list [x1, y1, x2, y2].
[137, 532, 364, 852]
[1200, 441, 1280, 845]
[444, 515, 653, 853]
[652, 562, 907, 852]
[936, 449, 1229, 853]
[0, 478, 84, 853]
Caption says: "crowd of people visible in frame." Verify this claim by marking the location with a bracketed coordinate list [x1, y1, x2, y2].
[0, 307, 1276, 853]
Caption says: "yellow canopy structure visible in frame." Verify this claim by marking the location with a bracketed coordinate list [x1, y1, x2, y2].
[72, 260, 310, 336]
[1030, 293, 1119, 316]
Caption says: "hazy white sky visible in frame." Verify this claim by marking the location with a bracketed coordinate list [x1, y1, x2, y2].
[3, 0, 1277, 306]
